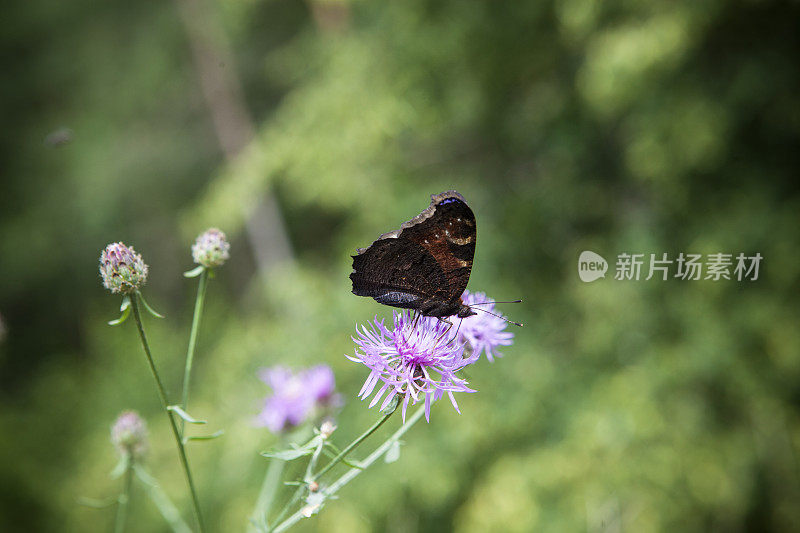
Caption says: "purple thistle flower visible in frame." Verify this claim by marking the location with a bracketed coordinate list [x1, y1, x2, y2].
[256, 365, 340, 434]
[348, 311, 479, 422]
[454, 291, 515, 362]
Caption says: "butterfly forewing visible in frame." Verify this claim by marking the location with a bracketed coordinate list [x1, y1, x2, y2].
[350, 191, 476, 317]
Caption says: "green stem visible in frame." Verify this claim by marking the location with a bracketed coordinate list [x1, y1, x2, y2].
[304, 438, 325, 482]
[313, 408, 396, 481]
[250, 455, 286, 531]
[130, 294, 205, 533]
[114, 456, 134, 533]
[181, 268, 209, 436]
[272, 405, 426, 533]
[268, 406, 397, 530]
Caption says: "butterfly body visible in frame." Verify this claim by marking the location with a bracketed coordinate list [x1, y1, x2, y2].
[350, 191, 476, 318]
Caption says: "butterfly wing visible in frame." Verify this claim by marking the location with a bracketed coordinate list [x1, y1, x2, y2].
[350, 191, 476, 315]
[350, 237, 444, 308]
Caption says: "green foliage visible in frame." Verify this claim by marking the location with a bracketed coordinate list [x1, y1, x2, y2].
[1, 0, 799, 531]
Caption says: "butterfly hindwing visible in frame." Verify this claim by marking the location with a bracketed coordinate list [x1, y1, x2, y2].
[350, 236, 445, 302]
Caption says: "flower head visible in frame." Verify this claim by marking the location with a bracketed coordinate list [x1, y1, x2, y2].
[111, 411, 148, 460]
[348, 311, 478, 422]
[99, 242, 148, 294]
[256, 365, 341, 433]
[454, 291, 515, 362]
[192, 228, 230, 268]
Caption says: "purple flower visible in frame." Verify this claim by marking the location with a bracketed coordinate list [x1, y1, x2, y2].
[99, 242, 148, 294]
[454, 291, 515, 362]
[111, 410, 148, 460]
[348, 311, 479, 422]
[256, 365, 340, 433]
[192, 228, 230, 268]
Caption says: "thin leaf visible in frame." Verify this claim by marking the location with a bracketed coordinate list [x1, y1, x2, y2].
[183, 266, 204, 278]
[340, 457, 363, 469]
[109, 456, 129, 479]
[183, 430, 225, 444]
[134, 465, 192, 533]
[107, 304, 131, 326]
[136, 291, 165, 318]
[76, 496, 118, 509]
[167, 405, 207, 424]
[133, 465, 157, 487]
[260, 448, 314, 461]
[324, 441, 343, 454]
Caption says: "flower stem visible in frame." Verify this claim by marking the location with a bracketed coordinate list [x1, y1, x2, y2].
[268, 406, 397, 530]
[180, 267, 209, 436]
[250, 454, 286, 531]
[130, 294, 205, 533]
[272, 405, 426, 532]
[313, 407, 395, 481]
[114, 457, 134, 533]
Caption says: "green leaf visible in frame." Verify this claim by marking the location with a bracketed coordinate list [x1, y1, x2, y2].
[167, 405, 207, 424]
[260, 448, 314, 461]
[133, 464, 157, 486]
[134, 465, 192, 533]
[183, 265, 204, 278]
[136, 291, 165, 318]
[76, 496, 118, 509]
[109, 456, 130, 478]
[183, 430, 225, 444]
[324, 441, 343, 454]
[107, 304, 131, 326]
[340, 457, 363, 469]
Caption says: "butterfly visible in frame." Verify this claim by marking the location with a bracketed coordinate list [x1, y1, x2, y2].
[350, 191, 478, 319]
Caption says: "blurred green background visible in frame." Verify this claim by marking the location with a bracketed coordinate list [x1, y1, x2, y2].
[2, 0, 799, 531]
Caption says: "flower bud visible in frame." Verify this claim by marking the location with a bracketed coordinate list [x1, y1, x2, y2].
[319, 420, 337, 439]
[99, 242, 148, 294]
[111, 410, 148, 460]
[192, 228, 230, 268]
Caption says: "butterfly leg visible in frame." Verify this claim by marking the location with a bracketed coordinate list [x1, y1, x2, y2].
[434, 318, 454, 346]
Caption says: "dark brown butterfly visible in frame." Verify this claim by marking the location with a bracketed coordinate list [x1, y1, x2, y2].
[350, 190, 477, 319]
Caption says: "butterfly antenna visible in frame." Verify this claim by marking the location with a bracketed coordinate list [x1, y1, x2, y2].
[471, 307, 524, 327]
[467, 299, 523, 306]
